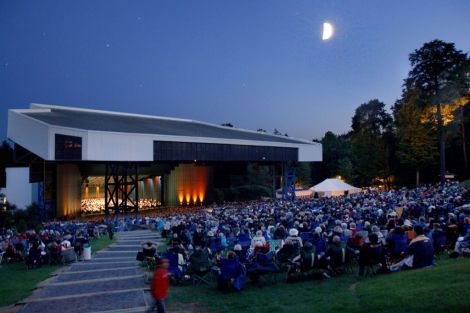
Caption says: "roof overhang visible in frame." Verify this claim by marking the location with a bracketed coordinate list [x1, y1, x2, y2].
[7, 104, 322, 162]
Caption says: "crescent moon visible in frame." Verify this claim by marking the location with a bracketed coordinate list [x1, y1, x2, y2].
[322, 22, 334, 40]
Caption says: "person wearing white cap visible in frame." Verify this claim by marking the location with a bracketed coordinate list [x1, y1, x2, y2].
[251, 230, 266, 249]
[285, 228, 303, 248]
[60, 238, 71, 250]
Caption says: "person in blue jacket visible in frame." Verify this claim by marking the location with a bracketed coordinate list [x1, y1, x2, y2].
[389, 225, 434, 271]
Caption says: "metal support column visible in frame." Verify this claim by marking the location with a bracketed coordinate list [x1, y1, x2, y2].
[282, 163, 296, 202]
[105, 163, 119, 215]
[105, 162, 140, 216]
[272, 164, 277, 200]
[160, 175, 165, 207]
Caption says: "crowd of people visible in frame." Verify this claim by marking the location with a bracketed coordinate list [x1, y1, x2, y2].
[141, 182, 470, 291]
[2, 181, 470, 291]
[0, 221, 111, 268]
[80, 198, 161, 215]
[81, 199, 105, 214]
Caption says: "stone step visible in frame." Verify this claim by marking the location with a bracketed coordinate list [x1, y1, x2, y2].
[114, 240, 160, 245]
[85, 257, 137, 262]
[55, 268, 140, 283]
[117, 234, 156, 238]
[106, 246, 142, 251]
[99, 250, 137, 254]
[95, 252, 137, 259]
[29, 276, 146, 299]
[59, 266, 138, 275]
[67, 261, 138, 272]
[90, 306, 148, 313]
[21, 289, 147, 313]
[117, 230, 152, 237]
[116, 238, 157, 242]
[47, 274, 144, 287]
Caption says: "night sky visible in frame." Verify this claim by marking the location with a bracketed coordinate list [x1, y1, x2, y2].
[1, 0, 470, 141]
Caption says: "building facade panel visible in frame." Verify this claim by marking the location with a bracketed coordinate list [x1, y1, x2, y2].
[153, 141, 298, 162]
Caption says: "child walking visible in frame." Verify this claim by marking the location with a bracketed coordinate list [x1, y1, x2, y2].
[149, 258, 170, 313]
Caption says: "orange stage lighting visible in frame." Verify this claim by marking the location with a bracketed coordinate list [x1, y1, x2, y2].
[175, 164, 208, 205]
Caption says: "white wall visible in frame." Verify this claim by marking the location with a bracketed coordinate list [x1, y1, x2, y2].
[298, 143, 322, 162]
[86, 131, 153, 161]
[1, 167, 33, 209]
[8, 110, 49, 160]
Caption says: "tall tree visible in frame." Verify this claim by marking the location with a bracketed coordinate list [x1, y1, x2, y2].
[350, 99, 395, 186]
[394, 90, 437, 186]
[352, 99, 393, 135]
[337, 157, 355, 183]
[405, 40, 468, 184]
[296, 162, 312, 187]
[320, 131, 353, 180]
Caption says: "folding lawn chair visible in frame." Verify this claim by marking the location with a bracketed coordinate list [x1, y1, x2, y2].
[188, 248, 212, 285]
[248, 251, 281, 284]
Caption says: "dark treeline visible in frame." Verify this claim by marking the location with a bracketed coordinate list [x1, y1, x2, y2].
[309, 39, 470, 188]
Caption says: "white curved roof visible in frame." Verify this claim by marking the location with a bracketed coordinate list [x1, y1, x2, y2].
[8, 103, 322, 162]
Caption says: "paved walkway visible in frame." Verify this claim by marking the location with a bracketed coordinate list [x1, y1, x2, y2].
[21, 230, 160, 313]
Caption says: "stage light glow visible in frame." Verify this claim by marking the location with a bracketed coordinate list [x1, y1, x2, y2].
[174, 164, 208, 205]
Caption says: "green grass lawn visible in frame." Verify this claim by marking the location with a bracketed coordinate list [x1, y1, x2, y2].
[169, 257, 470, 313]
[0, 236, 115, 307]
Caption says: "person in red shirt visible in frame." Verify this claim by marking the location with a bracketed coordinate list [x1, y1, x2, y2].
[150, 258, 169, 313]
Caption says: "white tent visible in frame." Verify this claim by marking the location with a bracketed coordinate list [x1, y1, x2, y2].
[309, 178, 361, 197]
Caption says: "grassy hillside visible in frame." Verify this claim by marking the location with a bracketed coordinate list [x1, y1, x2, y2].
[169, 257, 470, 313]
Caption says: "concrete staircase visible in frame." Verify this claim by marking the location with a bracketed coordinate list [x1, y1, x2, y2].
[20, 230, 161, 313]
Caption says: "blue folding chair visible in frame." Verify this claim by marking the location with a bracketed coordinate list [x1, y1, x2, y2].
[217, 257, 246, 291]
[164, 253, 184, 282]
[238, 233, 251, 248]
[209, 237, 223, 253]
[356, 223, 364, 231]
[432, 230, 447, 255]
[313, 238, 326, 255]
[249, 251, 280, 276]
[390, 235, 408, 256]
[300, 232, 314, 244]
